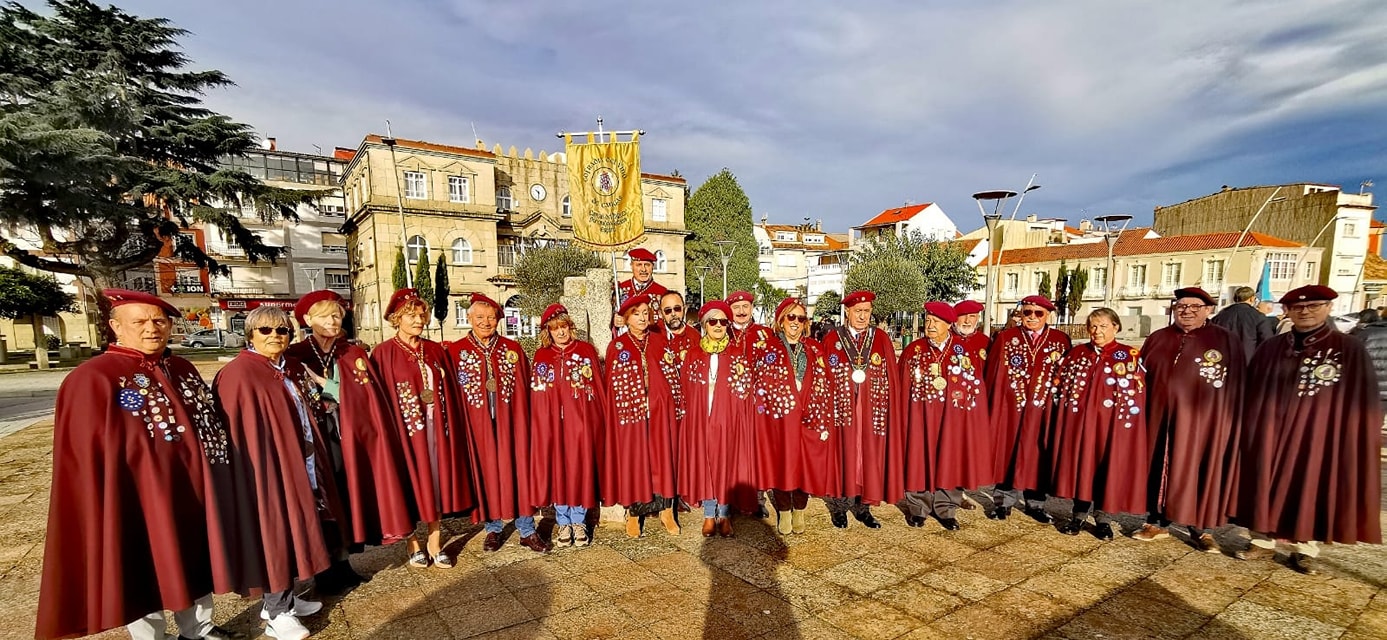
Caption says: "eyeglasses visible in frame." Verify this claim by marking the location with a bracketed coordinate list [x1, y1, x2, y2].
[1288, 302, 1330, 313]
[704, 318, 730, 327]
[662, 305, 683, 314]
[782, 314, 809, 323]
[1021, 309, 1046, 318]
[1172, 304, 1209, 312]
[254, 326, 292, 336]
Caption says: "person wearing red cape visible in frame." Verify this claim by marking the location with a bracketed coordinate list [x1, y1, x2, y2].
[660, 290, 698, 361]
[603, 295, 683, 537]
[286, 290, 414, 592]
[985, 294, 1070, 523]
[1137, 287, 1245, 553]
[899, 302, 994, 531]
[818, 290, 901, 529]
[1049, 308, 1147, 540]
[529, 304, 606, 547]
[952, 299, 990, 361]
[1237, 285, 1382, 574]
[678, 301, 757, 537]
[614, 247, 669, 330]
[213, 305, 343, 640]
[754, 297, 831, 535]
[727, 289, 780, 518]
[37, 290, 238, 640]
[370, 289, 474, 569]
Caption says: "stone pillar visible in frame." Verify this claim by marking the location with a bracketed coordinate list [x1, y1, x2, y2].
[559, 268, 616, 357]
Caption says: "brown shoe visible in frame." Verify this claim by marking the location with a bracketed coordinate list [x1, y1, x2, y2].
[658, 508, 681, 535]
[702, 517, 716, 537]
[1131, 523, 1169, 542]
[1196, 532, 1223, 554]
[717, 517, 735, 538]
[482, 531, 501, 552]
[1235, 544, 1276, 561]
[519, 533, 551, 554]
[625, 515, 641, 538]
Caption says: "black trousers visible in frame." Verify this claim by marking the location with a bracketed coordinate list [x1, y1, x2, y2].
[822, 495, 872, 517]
[771, 489, 809, 511]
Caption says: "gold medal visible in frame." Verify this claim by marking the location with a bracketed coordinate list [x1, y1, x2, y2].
[851, 369, 867, 384]
[355, 358, 368, 371]
[932, 377, 947, 391]
[1113, 362, 1127, 376]
[1313, 363, 1338, 381]
[486, 379, 498, 392]
[1203, 349, 1222, 364]
[420, 389, 436, 404]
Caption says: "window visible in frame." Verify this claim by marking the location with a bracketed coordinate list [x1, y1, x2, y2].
[803, 234, 825, 244]
[403, 171, 426, 199]
[1204, 259, 1225, 285]
[448, 175, 470, 203]
[1091, 267, 1107, 292]
[775, 253, 795, 268]
[1304, 261, 1317, 280]
[1343, 222, 1358, 238]
[1266, 252, 1296, 280]
[561, 195, 571, 217]
[652, 198, 667, 222]
[497, 240, 516, 269]
[172, 270, 204, 294]
[454, 300, 471, 327]
[319, 203, 345, 217]
[325, 270, 350, 290]
[1004, 272, 1020, 294]
[759, 243, 773, 256]
[759, 262, 772, 275]
[496, 186, 513, 211]
[1161, 263, 1182, 287]
[129, 275, 157, 293]
[321, 232, 347, 254]
[451, 238, 473, 265]
[775, 231, 797, 242]
[655, 250, 667, 272]
[1128, 264, 1148, 286]
[406, 235, 429, 264]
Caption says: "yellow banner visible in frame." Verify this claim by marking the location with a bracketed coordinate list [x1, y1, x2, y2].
[565, 133, 645, 249]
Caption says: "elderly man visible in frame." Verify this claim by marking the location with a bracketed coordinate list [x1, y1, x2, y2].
[37, 290, 237, 640]
[1238, 285, 1382, 573]
[447, 294, 545, 553]
[952, 300, 990, 361]
[1210, 286, 1274, 362]
[615, 248, 669, 329]
[1138, 287, 1245, 552]
[816, 290, 901, 529]
[984, 294, 1070, 523]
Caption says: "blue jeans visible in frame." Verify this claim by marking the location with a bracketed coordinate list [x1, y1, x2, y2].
[701, 499, 730, 518]
[484, 516, 537, 537]
[554, 505, 587, 526]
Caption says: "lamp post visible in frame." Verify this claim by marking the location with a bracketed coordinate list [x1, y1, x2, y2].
[713, 240, 736, 299]
[1094, 214, 1132, 310]
[1292, 214, 1347, 287]
[697, 265, 712, 306]
[382, 121, 413, 287]
[973, 190, 1018, 333]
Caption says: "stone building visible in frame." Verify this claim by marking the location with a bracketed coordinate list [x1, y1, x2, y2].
[339, 135, 687, 346]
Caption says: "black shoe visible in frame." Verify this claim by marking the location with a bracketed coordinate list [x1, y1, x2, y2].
[988, 506, 1011, 520]
[1024, 507, 1054, 524]
[181, 626, 243, 640]
[1290, 553, 1319, 575]
[315, 560, 367, 596]
[1060, 519, 1083, 536]
[938, 517, 961, 531]
[854, 512, 882, 529]
[906, 515, 926, 528]
[830, 512, 848, 529]
[1092, 522, 1115, 540]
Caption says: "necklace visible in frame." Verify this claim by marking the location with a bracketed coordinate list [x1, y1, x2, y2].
[470, 332, 500, 393]
[310, 337, 337, 378]
[394, 335, 436, 404]
[838, 326, 874, 384]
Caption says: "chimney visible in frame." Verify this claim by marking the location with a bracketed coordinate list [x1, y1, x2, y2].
[761, 214, 768, 225]
[1079, 219, 1093, 234]
[816, 218, 823, 231]
[264, 137, 277, 151]
[1026, 214, 1037, 222]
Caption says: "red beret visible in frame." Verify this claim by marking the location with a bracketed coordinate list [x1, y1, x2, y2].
[773, 297, 803, 321]
[618, 294, 650, 317]
[1279, 285, 1338, 305]
[103, 288, 179, 318]
[700, 300, 732, 320]
[924, 301, 959, 324]
[1173, 287, 1216, 306]
[469, 293, 502, 314]
[541, 303, 568, 326]
[953, 300, 984, 315]
[842, 290, 876, 307]
[628, 248, 657, 263]
[385, 288, 422, 318]
[726, 290, 754, 305]
[1020, 295, 1056, 312]
[294, 289, 344, 327]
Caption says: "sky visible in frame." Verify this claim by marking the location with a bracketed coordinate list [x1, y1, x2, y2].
[113, 0, 1387, 233]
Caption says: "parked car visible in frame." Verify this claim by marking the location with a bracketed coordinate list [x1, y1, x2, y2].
[1331, 314, 1358, 333]
[180, 329, 244, 348]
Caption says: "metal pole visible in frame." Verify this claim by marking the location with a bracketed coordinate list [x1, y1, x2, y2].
[1105, 240, 1115, 309]
[722, 256, 729, 299]
[1224, 186, 1285, 306]
[383, 121, 413, 288]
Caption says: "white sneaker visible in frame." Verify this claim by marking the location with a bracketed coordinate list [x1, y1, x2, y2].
[260, 596, 323, 620]
[264, 613, 311, 640]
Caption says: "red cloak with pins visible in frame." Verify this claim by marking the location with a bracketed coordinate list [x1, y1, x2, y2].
[286, 338, 415, 544]
[602, 330, 681, 506]
[791, 340, 839, 497]
[212, 351, 345, 595]
[617, 278, 669, 329]
[665, 326, 699, 364]
[529, 340, 606, 509]
[1237, 325, 1382, 543]
[985, 326, 1071, 491]
[753, 334, 832, 493]
[36, 347, 237, 640]
[953, 329, 991, 363]
[371, 337, 474, 522]
[898, 335, 994, 494]
[447, 333, 534, 521]
[1049, 341, 1148, 514]
[1139, 323, 1245, 529]
[679, 339, 759, 511]
[818, 326, 904, 505]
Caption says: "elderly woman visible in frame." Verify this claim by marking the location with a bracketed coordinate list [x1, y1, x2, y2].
[602, 296, 682, 538]
[213, 306, 341, 640]
[529, 304, 606, 546]
[679, 300, 757, 538]
[370, 289, 473, 569]
[286, 290, 414, 590]
[1050, 308, 1148, 540]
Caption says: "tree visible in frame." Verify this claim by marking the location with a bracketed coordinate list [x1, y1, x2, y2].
[1038, 271, 1052, 301]
[813, 290, 842, 319]
[683, 169, 760, 298]
[413, 247, 433, 319]
[850, 230, 976, 302]
[844, 254, 927, 318]
[753, 278, 790, 320]
[1055, 262, 1071, 321]
[391, 247, 408, 291]
[0, 265, 76, 368]
[0, 1, 320, 288]
[514, 243, 605, 317]
[1066, 267, 1089, 323]
[432, 253, 449, 329]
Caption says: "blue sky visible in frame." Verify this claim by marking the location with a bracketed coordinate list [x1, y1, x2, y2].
[117, 0, 1387, 232]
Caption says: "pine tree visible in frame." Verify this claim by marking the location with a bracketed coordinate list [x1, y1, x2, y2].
[414, 247, 434, 318]
[1067, 267, 1089, 322]
[392, 248, 408, 291]
[433, 254, 449, 328]
[1038, 271, 1052, 301]
[683, 169, 760, 299]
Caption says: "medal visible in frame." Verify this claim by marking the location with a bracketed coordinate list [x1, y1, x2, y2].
[420, 389, 435, 404]
[931, 377, 947, 391]
[851, 369, 867, 384]
[486, 379, 498, 392]
[1203, 349, 1222, 364]
[1313, 363, 1338, 381]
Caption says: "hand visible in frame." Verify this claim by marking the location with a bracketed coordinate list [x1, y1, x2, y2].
[302, 364, 327, 387]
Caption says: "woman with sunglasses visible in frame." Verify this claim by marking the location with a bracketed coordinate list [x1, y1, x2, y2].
[370, 289, 474, 569]
[212, 305, 344, 639]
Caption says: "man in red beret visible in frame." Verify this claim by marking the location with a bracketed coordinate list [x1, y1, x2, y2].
[660, 291, 697, 362]
[984, 294, 1070, 523]
[1237, 285, 1381, 572]
[447, 294, 546, 552]
[615, 248, 669, 330]
[1137, 287, 1245, 552]
[815, 290, 902, 529]
[952, 300, 990, 362]
[37, 290, 239, 640]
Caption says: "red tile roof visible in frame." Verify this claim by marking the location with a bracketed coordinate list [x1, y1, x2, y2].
[1372, 219, 1385, 229]
[978, 229, 1302, 267]
[364, 134, 496, 159]
[860, 203, 932, 228]
[1364, 253, 1387, 281]
[333, 147, 357, 161]
[641, 172, 687, 184]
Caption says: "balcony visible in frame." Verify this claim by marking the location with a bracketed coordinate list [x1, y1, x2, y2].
[1119, 285, 1153, 299]
[323, 245, 348, 254]
[213, 286, 266, 296]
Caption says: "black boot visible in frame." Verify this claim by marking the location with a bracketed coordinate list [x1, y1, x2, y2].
[315, 559, 367, 596]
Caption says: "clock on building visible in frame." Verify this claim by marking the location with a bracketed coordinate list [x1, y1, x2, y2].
[530, 184, 547, 202]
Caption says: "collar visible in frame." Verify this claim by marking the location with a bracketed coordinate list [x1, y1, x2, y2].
[109, 343, 167, 364]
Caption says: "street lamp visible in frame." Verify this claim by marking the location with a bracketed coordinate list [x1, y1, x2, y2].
[382, 121, 412, 287]
[973, 189, 1018, 333]
[1292, 214, 1348, 287]
[713, 240, 736, 299]
[697, 265, 712, 306]
[1094, 214, 1132, 310]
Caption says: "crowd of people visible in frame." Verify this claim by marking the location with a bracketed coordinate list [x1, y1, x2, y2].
[35, 249, 1383, 640]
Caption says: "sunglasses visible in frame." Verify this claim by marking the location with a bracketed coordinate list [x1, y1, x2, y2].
[255, 326, 292, 336]
[662, 305, 684, 314]
[782, 314, 808, 323]
[704, 318, 730, 327]
[1021, 309, 1046, 318]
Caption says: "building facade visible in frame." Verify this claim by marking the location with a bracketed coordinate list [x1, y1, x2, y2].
[752, 217, 848, 310]
[850, 202, 959, 248]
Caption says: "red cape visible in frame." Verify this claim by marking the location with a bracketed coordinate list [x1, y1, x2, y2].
[618, 278, 669, 328]
[752, 334, 830, 493]
[37, 348, 237, 640]
[213, 351, 343, 595]
[665, 326, 698, 364]
[1049, 342, 1148, 514]
[898, 336, 994, 493]
[679, 340, 759, 511]
[1238, 326, 1382, 543]
[601, 331, 680, 506]
[1140, 324, 1245, 529]
[818, 326, 904, 505]
[792, 339, 840, 497]
[287, 339, 415, 544]
[953, 329, 991, 363]
[447, 333, 534, 521]
[370, 337, 475, 522]
[985, 326, 1071, 491]
[529, 341, 606, 509]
